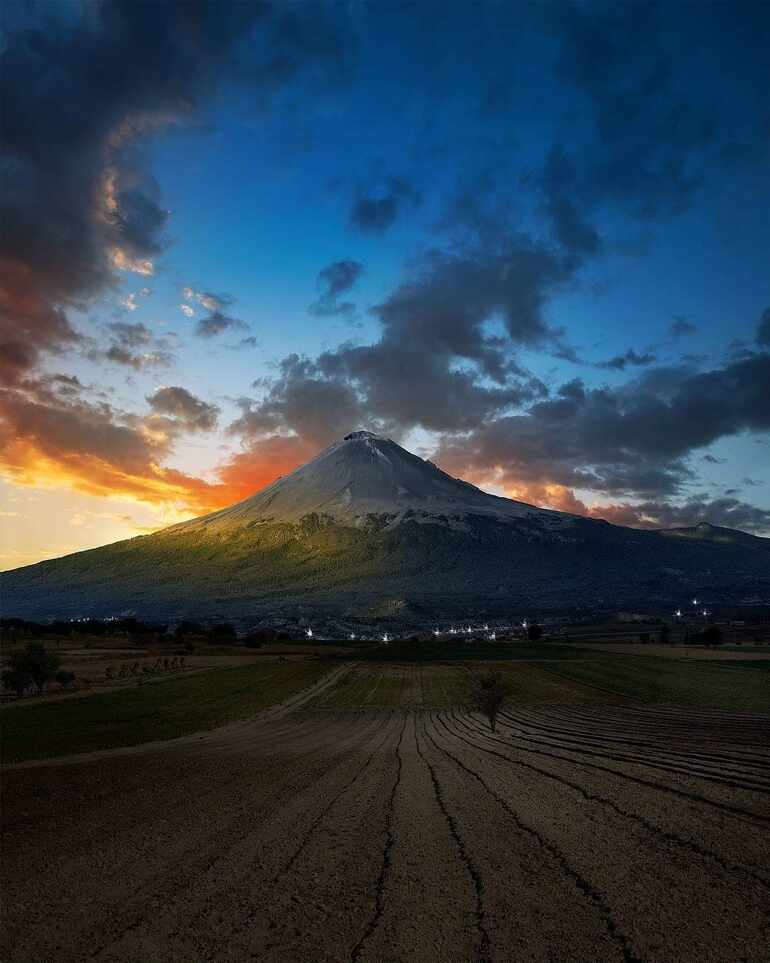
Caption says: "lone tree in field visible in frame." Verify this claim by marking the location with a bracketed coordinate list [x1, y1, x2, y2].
[469, 670, 509, 732]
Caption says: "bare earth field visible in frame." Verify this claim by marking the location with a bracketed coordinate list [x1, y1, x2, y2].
[3, 662, 769, 963]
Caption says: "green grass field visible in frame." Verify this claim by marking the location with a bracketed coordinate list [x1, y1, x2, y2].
[310, 655, 770, 712]
[1, 661, 329, 764]
[537, 656, 770, 711]
[4, 650, 767, 764]
[308, 661, 631, 710]
[354, 640, 602, 661]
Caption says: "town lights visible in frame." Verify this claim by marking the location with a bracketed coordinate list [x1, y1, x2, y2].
[306, 628, 313, 639]
[522, 619, 528, 630]
[349, 633, 356, 640]
[382, 633, 390, 643]
[675, 609, 682, 618]
[433, 629, 440, 637]
[692, 598, 699, 606]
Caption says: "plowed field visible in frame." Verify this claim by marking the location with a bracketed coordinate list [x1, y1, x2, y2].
[3, 666, 769, 962]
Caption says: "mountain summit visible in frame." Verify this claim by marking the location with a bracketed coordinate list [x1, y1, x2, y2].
[171, 429, 565, 534]
[2, 433, 768, 626]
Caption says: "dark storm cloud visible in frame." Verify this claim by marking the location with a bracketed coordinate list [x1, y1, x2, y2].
[231, 355, 365, 447]
[592, 497, 770, 534]
[434, 352, 770, 501]
[540, 146, 601, 256]
[757, 308, 770, 346]
[308, 260, 364, 317]
[0, 0, 353, 383]
[0, 390, 161, 475]
[107, 322, 153, 349]
[146, 386, 219, 432]
[670, 316, 698, 338]
[595, 349, 657, 371]
[98, 321, 173, 370]
[195, 312, 248, 339]
[349, 176, 421, 233]
[237, 208, 583, 441]
[549, 2, 717, 219]
[231, 229, 568, 440]
[316, 234, 564, 432]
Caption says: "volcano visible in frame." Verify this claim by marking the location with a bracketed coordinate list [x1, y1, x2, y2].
[2, 431, 768, 626]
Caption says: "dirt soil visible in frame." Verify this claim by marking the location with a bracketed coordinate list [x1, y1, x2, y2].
[3, 679, 769, 961]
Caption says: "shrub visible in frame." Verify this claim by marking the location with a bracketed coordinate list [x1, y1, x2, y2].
[526, 623, 543, 642]
[56, 670, 76, 688]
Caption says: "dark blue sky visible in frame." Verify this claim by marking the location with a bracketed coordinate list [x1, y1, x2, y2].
[1, 0, 769, 564]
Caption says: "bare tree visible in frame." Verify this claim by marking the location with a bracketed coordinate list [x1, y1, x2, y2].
[469, 670, 509, 732]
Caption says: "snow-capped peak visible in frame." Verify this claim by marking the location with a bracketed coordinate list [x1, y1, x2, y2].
[170, 431, 573, 532]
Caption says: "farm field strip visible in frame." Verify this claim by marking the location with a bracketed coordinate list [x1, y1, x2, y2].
[485, 712, 770, 821]
[498, 707, 770, 785]
[534, 657, 770, 712]
[440, 711, 770, 887]
[456, 707, 770, 817]
[422, 716, 770, 961]
[2, 714, 396, 962]
[445, 709, 770, 861]
[511, 705, 770, 771]
[495, 708, 770, 794]
[534, 702, 770, 741]
[306, 660, 635, 711]
[0, 659, 337, 764]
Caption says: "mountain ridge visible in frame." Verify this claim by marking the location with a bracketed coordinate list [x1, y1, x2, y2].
[166, 429, 573, 534]
[2, 431, 768, 625]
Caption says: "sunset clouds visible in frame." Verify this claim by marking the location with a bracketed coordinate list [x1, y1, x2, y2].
[1, 1, 769, 567]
